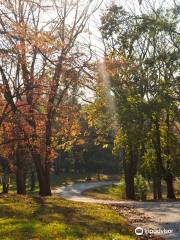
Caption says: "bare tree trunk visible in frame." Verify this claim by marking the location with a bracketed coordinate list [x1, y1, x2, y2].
[2, 174, 9, 193]
[123, 145, 138, 200]
[16, 147, 26, 195]
[164, 110, 176, 199]
[154, 117, 163, 199]
[125, 172, 135, 199]
[153, 176, 162, 200]
[153, 177, 158, 200]
[33, 152, 51, 196]
[30, 170, 36, 192]
[165, 172, 176, 199]
[156, 176, 162, 199]
[16, 168, 26, 194]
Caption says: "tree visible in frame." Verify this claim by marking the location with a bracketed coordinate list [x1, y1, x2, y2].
[0, 0, 101, 195]
[100, 2, 179, 199]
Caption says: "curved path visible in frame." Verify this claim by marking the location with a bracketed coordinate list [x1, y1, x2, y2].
[53, 181, 180, 240]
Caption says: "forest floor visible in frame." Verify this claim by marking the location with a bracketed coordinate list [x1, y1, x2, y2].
[54, 181, 180, 240]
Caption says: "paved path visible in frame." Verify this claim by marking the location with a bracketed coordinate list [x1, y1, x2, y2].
[53, 181, 180, 240]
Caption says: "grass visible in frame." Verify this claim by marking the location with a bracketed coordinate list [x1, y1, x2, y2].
[0, 194, 135, 240]
[83, 182, 125, 201]
[0, 173, 119, 195]
[84, 180, 180, 201]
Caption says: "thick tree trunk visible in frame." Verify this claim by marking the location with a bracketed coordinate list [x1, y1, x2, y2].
[165, 172, 176, 199]
[123, 146, 138, 200]
[44, 165, 51, 196]
[33, 152, 51, 196]
[16, 168, 26, 194]
[125, 172, 135, 199]
[37, 166, 51, 196]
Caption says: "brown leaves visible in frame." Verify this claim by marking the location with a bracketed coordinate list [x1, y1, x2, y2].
[109, 204, 165, 240]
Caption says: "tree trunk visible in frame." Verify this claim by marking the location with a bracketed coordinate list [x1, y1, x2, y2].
[153, 176, 162, 200]
[165, 172, 176, 199]
[164, 110, 176, 199]
[16, 168, 26, 194]
[33, 152, 51, 196]
[154, 116, 163, 200]
[156, 176, 162, 199]
[123, 145, 138, 200]
[16, 147, 26, 194]
[97, 172, 101, 181]
[30, 170, 36, 192]
[125, 172, 135, 199]
[2, 174, 9, 193]
[153, 177, 157, 200]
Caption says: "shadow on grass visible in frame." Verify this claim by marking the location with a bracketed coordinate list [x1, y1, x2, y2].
[0, 195, 133, 239]
[33, 197, 132, 238]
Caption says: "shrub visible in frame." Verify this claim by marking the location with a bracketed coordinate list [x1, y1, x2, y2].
[134, 175, 148, 200]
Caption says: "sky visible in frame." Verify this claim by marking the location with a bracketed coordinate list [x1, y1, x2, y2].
[36, 0, 179, 59]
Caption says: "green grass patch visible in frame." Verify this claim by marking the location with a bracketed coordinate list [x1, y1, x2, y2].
[84, 182, 126, 201]
[0, 194, 135, 240]
[84, 180, 180, 201]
